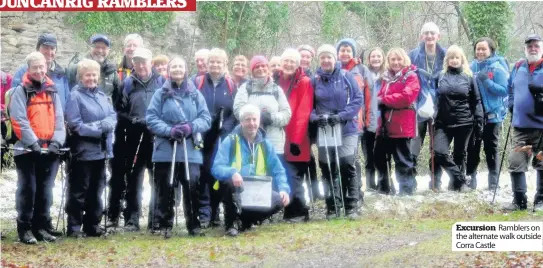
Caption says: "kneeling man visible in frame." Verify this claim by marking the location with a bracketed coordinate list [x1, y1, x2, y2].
[212, 104, 290, 237]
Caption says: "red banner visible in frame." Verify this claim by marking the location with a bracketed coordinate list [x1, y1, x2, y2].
[0, 0, 196, 11]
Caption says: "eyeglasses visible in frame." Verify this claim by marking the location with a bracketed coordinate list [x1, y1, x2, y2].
[423, 31, 437, 36]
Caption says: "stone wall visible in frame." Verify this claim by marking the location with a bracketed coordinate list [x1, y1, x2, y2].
[0, 12, 202, 74]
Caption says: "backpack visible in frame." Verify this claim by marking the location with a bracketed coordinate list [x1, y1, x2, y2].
[4, 85, 55, 144]
[246, 79, 280, 100]
[195, 74, 235, 96]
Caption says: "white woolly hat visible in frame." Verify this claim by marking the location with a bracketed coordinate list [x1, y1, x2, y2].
[317, 44, 337, 61]
[280, 48, 301, 66]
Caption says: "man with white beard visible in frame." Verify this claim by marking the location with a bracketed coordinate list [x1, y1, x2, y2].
[67, 34, 120, 102]
[506, 34, 543, 212]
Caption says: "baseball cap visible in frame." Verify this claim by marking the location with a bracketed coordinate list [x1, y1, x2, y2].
[132, 48, 152, 61]
[36, 33, 57, 50]
[525, 34, 542, 44]
[90, 34, 111, 47]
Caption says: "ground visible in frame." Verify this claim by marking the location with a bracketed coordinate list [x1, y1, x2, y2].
[1, 168, 542, 267]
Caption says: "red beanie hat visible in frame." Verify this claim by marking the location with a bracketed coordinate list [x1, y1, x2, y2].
[250, 55, 269, 72]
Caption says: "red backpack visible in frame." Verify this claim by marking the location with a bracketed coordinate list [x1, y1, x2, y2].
[195, 74, 235, 95]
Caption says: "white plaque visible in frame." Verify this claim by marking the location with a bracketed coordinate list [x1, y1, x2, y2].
[240, 176, 273, 208]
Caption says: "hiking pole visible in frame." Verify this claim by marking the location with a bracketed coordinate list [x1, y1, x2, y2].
[182, 136, 194, 230]
[331, 125, 346, 217]
[56, 159, 67, 234]
[306, 167, 315, 212]
[321, 116, 339, 217]
[492, 117, 512, 204]
[170, 140, 178, 230]
[102, 137, 110, 237]
[429, 120, 436, 192]
[131, 132, 144, 175]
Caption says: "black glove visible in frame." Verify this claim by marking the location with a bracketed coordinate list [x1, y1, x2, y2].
[328, 114, 341, 126]
[48, 141, 61, 155]
[476, 122, 484, 138]
[528, 84, 543, 95]
[100, 121, 113, 133]
[290, 143, 301, 156]
[131, 117, 146, 126]
[260, 111, 273, 127]
[316, 115, 328, 128]
[476, 71, 489, 81]
[29, 142, 41, 153]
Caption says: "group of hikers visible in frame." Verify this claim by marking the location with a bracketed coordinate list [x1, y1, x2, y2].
[0, 21, 542, 244]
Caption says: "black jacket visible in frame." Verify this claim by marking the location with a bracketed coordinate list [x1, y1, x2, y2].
[117, 70, 166, 123]
[435, 67, 484, 128]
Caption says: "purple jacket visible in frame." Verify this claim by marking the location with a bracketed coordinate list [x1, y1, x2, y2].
[310, 62, 363, 137]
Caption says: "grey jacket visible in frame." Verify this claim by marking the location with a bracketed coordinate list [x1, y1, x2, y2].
[233, 78, 291, 154]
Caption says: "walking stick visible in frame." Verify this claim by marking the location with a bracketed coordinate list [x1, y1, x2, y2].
[56, 159, 67, 234]
[331, 125, 346, 217]
[170, 141, 178, 229]
[492, 117, 512, 204]
[182, 136, 194, 229]
[321, 119, 339, 217]
[306, 167, 315, 212]
[429, 120, 436, 192]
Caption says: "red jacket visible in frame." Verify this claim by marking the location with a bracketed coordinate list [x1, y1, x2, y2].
[1, 71, 12, 111]
[278, 67, 313, 162]
[377, 65, 420, 138]
[342, 58, 372, 132]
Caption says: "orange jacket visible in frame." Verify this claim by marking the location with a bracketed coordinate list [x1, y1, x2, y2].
[9, 73, 65, 153]
[342, 59, 373, 132]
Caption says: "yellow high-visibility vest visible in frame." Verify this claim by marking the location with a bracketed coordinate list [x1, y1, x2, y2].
[213, 134, 266, 190]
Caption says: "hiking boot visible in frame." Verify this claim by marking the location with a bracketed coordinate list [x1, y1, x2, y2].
[124, 224, 139, 232]
[503, 193, 528, 211]
[85, 226, 105, 237]
[163, 228, 173, 239]
[67, 230, 84, 239]
[239, 220, 253, 232]
[19, 230, 37, 244]
[44, 221, 63, 237]
[33, 229, 56, 242]
[534, 202, 543, 212]
[210, 219, 222, 228]
[189, 228, 204, 237]
[225, 227, 239, 237]
[345, 209, 361, 220]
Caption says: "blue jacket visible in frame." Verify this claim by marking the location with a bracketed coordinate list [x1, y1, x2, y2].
[408, 42, 446, 123]
[310, 63, 363, 137]
[146, 79, 211, 164]
[508, 60, 543, 129]
[470, 55, 509, 123]
[211, 125, 290, 194]
[194, 73, 238, 140]
[65, 85, 117, 161]
[12, 61, 70, 110]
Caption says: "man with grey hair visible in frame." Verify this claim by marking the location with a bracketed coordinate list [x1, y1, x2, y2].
[212, 104, 290, 237]
[408, 22, 447, 189]
[10, 51, 66, 244]
[506, 34, 543, 212]
[190, 48, 210, 82]
[114, 48, 166, 231]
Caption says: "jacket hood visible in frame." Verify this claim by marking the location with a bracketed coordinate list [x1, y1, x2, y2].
[231, 124, 266, 143]
[383, 65, 417, 82]
[161, 76, 196, 96]
[277, 66, 307, 83]
[74, 83, 104, 96]
[316, 62, 343, 78]
[416, 42, 446, 57]
[471, 54, 502, 72]
[22, 72, 56, 92]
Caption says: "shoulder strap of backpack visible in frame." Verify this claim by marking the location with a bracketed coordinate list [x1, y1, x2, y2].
[224, 75, 235, 95]
[196, 75, 205, 90]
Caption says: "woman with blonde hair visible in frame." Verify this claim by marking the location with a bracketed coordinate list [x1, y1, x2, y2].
[431, 45, 483, 192]
[374, 47, 420, 195]
[366, 47, 386, 81]
[65, 59, 117, 238]
[232, 55, 249, 87]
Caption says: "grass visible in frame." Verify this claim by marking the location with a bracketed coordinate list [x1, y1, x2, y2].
[2, 197, 542, 268]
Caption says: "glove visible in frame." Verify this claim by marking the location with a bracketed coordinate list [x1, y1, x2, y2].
[100, 121, 113, 133]
[475, 122, 484, 138]
[328, 114, 341, 126]
[260, 110, 273, 127]
[131, 117, 146, 126]
[476, 71, 489, 81]
[316, 115, 328, 128]
[48, 141, 61, 155]
[528, 84, 543, 95]
[170, 123, 192, 140]
[290, 143, 301, 156]
[29, 142, 41, 153]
